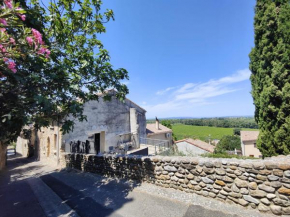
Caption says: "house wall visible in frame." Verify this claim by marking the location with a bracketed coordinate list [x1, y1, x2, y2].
[147, 133, 172, 145]
[16, 136, 29, 157]
[62, 97, 146, 153]
[16, 125, 63, 166]
[36, 125, 63, 166]
[243, 141, 262, 158]
[176, 141, 209, 156]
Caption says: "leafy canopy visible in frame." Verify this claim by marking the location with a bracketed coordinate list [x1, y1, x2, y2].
[0, 0, 128, 144]
[214, 135, 241, 153]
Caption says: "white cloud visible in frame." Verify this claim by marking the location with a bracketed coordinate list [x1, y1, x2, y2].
[144, 68, 251, 118]
[156, 87, 176, 95]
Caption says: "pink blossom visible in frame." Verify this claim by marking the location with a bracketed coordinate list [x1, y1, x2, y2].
[3, 57, 8, 62]
[31, 28, 43, 45]
[0, 28, 6, 32]
[17, 14, 26, 21]
[45, 49, 50, 58]
[7, 61, 16, 73]
[0, 44, 6, 53]
[0, 18, 7, 26]
[4, 0, 13, 9]
[9, 38, 15, 44]
[26, 37, 33, 46]
[37, 47, 46, 55]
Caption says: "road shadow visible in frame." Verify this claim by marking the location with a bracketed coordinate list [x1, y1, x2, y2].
[41, 168, 142, 217]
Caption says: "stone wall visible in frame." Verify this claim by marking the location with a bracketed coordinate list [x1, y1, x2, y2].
[63, 153, 290, 215]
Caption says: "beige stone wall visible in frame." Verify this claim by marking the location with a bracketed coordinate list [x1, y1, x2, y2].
[37, 125, 63, 166]
[244, 141, 262, 158]
[16, 136, 29, 157]
[64, 153, 290, 216]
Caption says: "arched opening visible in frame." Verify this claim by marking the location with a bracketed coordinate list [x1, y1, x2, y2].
[47, 137, 50, 157]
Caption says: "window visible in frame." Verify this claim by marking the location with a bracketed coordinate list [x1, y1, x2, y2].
[254, 143, 257, 148]
[250, 155, 254, 157]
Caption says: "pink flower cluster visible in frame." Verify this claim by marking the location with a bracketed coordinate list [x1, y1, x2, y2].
[0, 44, 6, 53]
[17, 14, 25, 21]
[27, 29, 51, 58]
[32, 28, 43, 45]
[37, 46, 50, 58]
[0, 18, 7, 26]
[4, 0, 13, 9]
[3, 58, 16, 73]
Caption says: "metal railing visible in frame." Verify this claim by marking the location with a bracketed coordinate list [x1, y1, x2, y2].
[139, 137, 170, 155]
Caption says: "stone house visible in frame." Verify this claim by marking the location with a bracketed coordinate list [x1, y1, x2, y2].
[16, 91, 147, 165]
[240, 131, 262, 158]
[175, 138, 215, 156]
[146, 119, 173, 146]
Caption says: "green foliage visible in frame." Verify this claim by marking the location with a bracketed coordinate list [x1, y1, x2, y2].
[148, 117, 258, 129]
[233, 128, 241, 136]
[249, 0, 290, 156]
[161, 120, 177, 140]
[0, 0, 128, 144]
[214, 135, 241, 153]
[172, 124, 257, 142]
[201, 153, 257, 159]
[161, 120, 172, 129]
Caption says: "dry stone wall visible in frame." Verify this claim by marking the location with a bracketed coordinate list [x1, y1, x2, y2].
[63, 153, 290, 216]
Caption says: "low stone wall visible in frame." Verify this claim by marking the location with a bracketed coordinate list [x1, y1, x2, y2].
[64, 153, 290, 215]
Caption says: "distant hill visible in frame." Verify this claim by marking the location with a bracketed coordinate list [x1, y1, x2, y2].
[147, 116, 258, 129]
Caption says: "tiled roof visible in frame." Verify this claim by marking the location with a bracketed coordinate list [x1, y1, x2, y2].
[240, 131, 259, 142]
[146, 123, 172, 135]
[175, 138, 215, 153]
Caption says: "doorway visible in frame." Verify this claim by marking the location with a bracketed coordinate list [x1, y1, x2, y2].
[94, 133, 100, 154]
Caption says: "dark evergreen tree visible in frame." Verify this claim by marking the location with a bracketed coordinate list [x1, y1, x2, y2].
[249, 0, 290, 156]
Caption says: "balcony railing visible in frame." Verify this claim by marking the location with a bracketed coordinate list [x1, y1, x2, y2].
[139, 137, 170, 155]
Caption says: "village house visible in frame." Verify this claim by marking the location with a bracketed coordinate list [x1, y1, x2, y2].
[240, 130, 262, 158]
[16, 90, 148, 165]
[175, 138, 215, 156]
[146, 118, 173, 146]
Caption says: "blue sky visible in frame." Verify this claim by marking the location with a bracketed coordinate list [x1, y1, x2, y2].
[100, 0, 256, 118]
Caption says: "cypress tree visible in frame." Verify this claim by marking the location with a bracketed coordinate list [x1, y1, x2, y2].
[249, 0, 290, 156]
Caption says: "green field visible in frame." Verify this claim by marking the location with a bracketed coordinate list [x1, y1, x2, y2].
[172, 124, 259, 141]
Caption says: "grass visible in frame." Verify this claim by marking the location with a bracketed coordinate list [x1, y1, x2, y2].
[172, 124, 259, 141]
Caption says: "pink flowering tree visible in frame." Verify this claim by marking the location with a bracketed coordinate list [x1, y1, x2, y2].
[0, 0, 128, 148]
[0, 0, 50, 76]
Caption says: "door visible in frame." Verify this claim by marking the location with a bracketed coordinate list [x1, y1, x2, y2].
[94, 133, 100, 154]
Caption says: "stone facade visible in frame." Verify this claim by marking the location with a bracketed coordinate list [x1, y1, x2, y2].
[16, 93, 147, 166]
[63, 153, 290, 216]
[62, 96, 146, 153]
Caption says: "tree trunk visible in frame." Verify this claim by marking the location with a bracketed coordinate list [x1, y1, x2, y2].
[0, 143, 7, 170]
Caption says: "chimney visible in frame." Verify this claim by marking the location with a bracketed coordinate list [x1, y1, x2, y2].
[155, 117, 159, 130]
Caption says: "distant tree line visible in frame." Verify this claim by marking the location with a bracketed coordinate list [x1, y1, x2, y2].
[148, 117, 258, 129]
